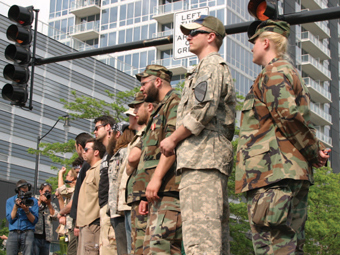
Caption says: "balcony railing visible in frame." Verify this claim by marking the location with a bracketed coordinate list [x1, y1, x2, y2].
[301, 31, 330, 59]
[152, 58, 187, 69]
[70, 0, 100, 11]
[154, 1, 188, 16]
[152, 30, 173, 38]
[301, 54, 331, 80]
[69, 21, 100, 35]
[303, 77, 331, 102]
[316, 130, 332, 146]
[310, 102, 332, 124]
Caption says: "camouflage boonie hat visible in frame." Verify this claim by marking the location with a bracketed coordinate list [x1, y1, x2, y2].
[135, 65, 172, 83]
[180, 15, 226, 39]
[128, 92, 145, 108]
[248, 19, 290, 44]
[112, 121, 129, 133]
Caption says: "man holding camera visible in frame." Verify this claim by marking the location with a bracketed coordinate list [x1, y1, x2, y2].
[6, 180, 39, 255]
[34, 182, 59, 255]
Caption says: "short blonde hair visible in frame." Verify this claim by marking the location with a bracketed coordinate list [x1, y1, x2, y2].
[259, 31, 289, 59]
[205, 27, 223, 49]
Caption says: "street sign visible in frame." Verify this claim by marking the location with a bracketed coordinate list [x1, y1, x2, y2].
[173, 7, 209, 60]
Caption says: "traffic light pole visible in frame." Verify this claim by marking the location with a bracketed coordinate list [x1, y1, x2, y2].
[35, 6, 340, 66]
[28, 9, 39, 110]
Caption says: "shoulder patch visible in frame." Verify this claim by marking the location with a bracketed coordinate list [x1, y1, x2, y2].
[194, 81, 207, 102]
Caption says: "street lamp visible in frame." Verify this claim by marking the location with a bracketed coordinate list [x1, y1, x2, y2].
[33, 114, 70, 195]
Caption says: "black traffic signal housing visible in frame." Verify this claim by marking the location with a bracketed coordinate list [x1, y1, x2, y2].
[248, 0, 278, 21]
[2, 5, 34, 106]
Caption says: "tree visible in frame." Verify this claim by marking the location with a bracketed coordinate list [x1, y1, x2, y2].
[0, 219, 9, 255]
[305, 166, 340, 254]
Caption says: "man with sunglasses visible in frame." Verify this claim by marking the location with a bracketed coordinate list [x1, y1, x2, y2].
[77, 138, 106, 255]
[132, 65, 182, 254]
[160, 15, 236, 254]
[34, 182, 58, 255]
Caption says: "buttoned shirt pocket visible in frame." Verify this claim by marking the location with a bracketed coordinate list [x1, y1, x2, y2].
[85, 172, 97, 194]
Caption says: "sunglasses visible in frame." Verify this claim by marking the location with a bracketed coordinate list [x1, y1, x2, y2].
[188, 29, 212, 37]
[94, 124, 105, 132]
[84, 147, 92, 152]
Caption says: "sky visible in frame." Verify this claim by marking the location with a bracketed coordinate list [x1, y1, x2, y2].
[1, 0, 50, 24]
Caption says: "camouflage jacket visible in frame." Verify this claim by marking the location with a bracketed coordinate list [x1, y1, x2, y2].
[108, 147, 128, 218]
[132, 89, 181, 202]
[126, 129, 145, 205]
[34, 195, 59, 242]
[56, 184, 74, 230]
[235, 57, 325, 194]
[176, 52, 236, 176]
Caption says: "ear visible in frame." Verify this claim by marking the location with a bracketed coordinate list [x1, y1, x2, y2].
[263, 38, 270, 50]
[94, 149, 99, 157]
[207, 32, 216, 44]
[154, 77, 162, 88]
[115, 131, 121, 139]
[147, 103, 153, 112]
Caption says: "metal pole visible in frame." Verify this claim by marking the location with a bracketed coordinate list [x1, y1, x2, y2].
[32, 115, 68, 194]
[28, 9, 39, 110]
[34, 7, 340, 66]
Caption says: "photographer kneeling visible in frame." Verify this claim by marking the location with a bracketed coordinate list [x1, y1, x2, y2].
[6, 179, 39, 255]
[34, 182, 58, 255]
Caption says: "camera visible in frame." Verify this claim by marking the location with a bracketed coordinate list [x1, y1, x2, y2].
[17, 190, 34, 207]
[43, 192, 51, 200]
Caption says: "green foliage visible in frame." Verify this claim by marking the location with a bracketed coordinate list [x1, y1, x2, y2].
[0, 219, 9, 254]
[305, 166, 340, 254]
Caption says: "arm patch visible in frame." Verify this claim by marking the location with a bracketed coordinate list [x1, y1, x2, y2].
[194, 81, 207, 102]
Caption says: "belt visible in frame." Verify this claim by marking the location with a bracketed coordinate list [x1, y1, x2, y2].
[10, 229, 32, 234]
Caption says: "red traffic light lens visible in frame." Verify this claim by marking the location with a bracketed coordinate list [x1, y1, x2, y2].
[256, 2, 270, 21]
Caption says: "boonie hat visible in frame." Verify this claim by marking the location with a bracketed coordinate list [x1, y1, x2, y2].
[112, 121, 129, 133]
[128, 92, 145, 108]
[248, 19, 290, 44]
[180, 15, 226, 39]
[136, 65, 172, 83]
[124, 108, 136, 117]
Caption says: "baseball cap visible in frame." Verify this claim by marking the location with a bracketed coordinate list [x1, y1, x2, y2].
[180, 15, 226, 39]
[124, 108, 136, 117]
[128, 92, 145, 108]
[248, 19, 290, 44]
[135, 65, 172, 83]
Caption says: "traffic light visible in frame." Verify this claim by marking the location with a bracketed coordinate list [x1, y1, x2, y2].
[248, 0, 278, 21]
[2, 5, 34, 106]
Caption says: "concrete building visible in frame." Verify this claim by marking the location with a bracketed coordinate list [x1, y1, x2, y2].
[0, 1, 139, 220]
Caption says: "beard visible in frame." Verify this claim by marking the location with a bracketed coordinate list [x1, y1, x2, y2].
[145, 82, 158, 102]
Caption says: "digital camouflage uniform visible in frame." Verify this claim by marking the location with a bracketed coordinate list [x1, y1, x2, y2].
[176, 51, 236, 255]
[236, 56, 325, 254]
[126, 129, 147, 255]
[132, 89, 182, 255]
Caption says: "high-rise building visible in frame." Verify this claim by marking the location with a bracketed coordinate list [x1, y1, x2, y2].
[47, 0, 339, 167]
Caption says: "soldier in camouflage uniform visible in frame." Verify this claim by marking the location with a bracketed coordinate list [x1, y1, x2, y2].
[34, 183, 59, 255]
[160, 16, 236, 255]
[132, 65, 182, 254]
[235, 20, 330, 255]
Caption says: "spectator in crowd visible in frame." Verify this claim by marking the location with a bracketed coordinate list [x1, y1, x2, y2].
[108, 122, 133, 255]
[77, 138, 106, 255]
[93, 115, 117, 255]
[34, 182, 59, 255]
[133, 65, 182, 254]
[6, 180, 39, 255]
[55, 167, 77, 254]
[60, 132, 92, 255]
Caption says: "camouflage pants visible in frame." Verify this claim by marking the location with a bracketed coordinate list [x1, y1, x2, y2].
[143, 196, 182, 255]
[247, 179, 310, 255]
[179, 169, 230, 255]
[130, 201, 148, 254]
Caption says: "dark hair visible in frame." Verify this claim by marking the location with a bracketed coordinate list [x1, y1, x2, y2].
[75, 133, 92, 148]
[39, 182, 52, 191]
[114, 128, 135, 154]
[94, 115, 116, 127]
[17, 179, 28, 187]
[72, 156, 84, 167]
[85, 138, 106, 159]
